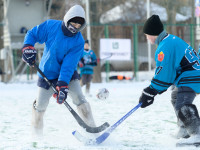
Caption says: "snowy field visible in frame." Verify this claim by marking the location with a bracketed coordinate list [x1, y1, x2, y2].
[0, 72, 200, 150]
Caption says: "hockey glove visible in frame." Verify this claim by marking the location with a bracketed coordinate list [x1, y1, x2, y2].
[78, 61, 84, 68]
[78, 58, 85, 68]
[22, 45, 37, 66]
[139, 86, 158, 108]
[53, 81, 69, 104]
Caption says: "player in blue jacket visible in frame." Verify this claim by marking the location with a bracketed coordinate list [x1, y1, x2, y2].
[79, 40, 97, 95]
[22, 5, 96, 136]
[139, 15, 200, 144]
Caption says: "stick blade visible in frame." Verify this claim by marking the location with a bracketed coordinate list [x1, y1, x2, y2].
[72, 130, 96, 145]
[72, 130, 111, 145]
[85, 122, 110, 133]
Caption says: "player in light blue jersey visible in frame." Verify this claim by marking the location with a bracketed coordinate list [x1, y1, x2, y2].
[79, 40, 97, 95]
[138, 15, 200, 143]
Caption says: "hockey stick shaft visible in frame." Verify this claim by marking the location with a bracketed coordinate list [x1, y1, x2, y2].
[101, 53, 113, 60]
[97, 53, 113, 63]
[95, 102, 142, 144]
[72, 102, 142, 144]
[34, 64, 109, 133]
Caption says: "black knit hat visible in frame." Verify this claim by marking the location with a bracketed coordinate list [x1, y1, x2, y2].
[85, 39, 89, 44]
[69, 17, 85, 25]
[143, 15, 164, 36]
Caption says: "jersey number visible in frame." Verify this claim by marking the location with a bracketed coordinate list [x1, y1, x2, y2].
[185, 47, 200, 70]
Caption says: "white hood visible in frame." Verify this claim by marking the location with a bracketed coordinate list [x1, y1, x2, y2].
[63, 5, 86, 31]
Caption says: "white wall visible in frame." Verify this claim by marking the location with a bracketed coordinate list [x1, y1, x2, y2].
[7, 0, 47, 43]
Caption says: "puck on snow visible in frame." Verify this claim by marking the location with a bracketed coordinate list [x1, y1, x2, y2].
[96, 88, 109, 100]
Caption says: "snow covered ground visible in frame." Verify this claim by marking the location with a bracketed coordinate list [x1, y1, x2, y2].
[0, 72, 200, 150]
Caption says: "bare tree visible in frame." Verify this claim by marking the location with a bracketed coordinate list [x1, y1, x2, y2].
[49, 0, 132, 83]
[50, 0, 66, 20]
[152, 0, 191, 34]
[0, 0, 4, 77]
[89, 0, 126, 82]
[48, 0, 192, 83]
[0, 0, 3, 49]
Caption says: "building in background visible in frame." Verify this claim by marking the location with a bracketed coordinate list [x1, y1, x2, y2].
[99, 0, 191, 72]
[0, 0, 52, 82]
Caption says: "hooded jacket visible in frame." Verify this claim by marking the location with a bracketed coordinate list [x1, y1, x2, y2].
[63, 5, 86, 32]
[23, 5, 86, 85]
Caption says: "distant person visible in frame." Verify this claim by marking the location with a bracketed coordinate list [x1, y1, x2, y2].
[0, 67, 5, 75]
[138, 15, 200, 145]
[20, 27, 28, 34]
[0, 67, 5, 82]
[22, 5, 96, 136]
[0, 67, 4, 75]
[109, 75, 133, 81]
[79, 40, 97, 96]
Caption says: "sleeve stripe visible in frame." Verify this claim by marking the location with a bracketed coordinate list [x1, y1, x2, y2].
[180, 76, 200, 80]
[152, 78, 173, 87]
[179, 81, 200, 84]
[151, 80, 170, 87]
[178, 76, 200, 84]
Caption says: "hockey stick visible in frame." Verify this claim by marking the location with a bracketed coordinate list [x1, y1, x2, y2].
[101, 53, 113, 60]
[72, 102, 142, 144]
[34, 64, 110, 133]
[97, 53, 113, 63]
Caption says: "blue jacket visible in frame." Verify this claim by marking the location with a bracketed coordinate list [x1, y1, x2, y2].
[151, 33, 200, 93]
[23, 19, 84, 84]
[79, 49, 97, 75]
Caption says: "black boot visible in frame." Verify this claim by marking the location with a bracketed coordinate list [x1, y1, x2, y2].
[178, 104, 200, 136]
[171, 88, 189, 139]
[176, 104, 200, 146]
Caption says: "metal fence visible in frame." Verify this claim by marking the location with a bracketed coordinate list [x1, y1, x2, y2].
[1, 23, 200, 82]
[81, 23, 200, 80]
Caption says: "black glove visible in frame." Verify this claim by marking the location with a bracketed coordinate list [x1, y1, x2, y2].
[22, 45, 37, 66]
[139, 86, 158, 108]
[53, 81, 69, 104]
[78, 57, 85, 68]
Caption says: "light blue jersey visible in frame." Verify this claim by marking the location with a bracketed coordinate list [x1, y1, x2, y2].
[79, 49, 97, 75]
[24, 19, 84, 84]
[151, 34, 200, 93]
